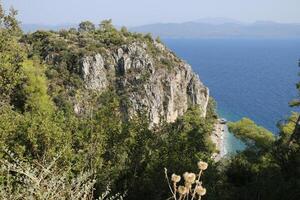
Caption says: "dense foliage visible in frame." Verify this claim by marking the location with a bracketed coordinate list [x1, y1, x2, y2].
[0, 4, 300, 200]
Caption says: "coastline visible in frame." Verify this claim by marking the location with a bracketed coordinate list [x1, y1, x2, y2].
[211, 119, 227, 161]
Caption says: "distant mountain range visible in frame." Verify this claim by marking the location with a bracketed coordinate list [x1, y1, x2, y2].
[130, 19, 300, 38]
[22, 18, 300, 38]
[192, 17, 245, 25]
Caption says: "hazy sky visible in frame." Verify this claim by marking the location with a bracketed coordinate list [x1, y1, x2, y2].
[2, 0, 300, 26]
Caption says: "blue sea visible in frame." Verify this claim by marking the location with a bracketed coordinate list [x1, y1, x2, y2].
[164, 38, 300, 153]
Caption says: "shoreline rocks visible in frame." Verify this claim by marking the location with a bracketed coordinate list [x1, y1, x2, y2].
[211, 119, 227, 161]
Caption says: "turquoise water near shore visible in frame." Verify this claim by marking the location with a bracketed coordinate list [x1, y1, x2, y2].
[219, 112, 246, 154]
[218, 109, 246, 153]
[164, 38, 300, 153]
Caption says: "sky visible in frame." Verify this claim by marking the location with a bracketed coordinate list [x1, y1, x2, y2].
[2, 0, 300, 26]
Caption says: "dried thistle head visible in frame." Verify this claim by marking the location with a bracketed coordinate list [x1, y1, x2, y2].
[197, 161, 208, 171]
[195, 185, 206, 196]
[178, 186, 188, 195]
[164, 161, 209, 199]
[171, 174, 181, 183]
[183, 172, 196, 184]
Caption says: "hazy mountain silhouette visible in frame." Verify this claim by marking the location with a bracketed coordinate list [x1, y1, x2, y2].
[192, 17, 245, 25]
[130, 19, 300, 38]
[22, 18, 300, 38]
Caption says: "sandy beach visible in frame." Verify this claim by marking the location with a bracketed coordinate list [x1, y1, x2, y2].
[211, 119, 227, 161]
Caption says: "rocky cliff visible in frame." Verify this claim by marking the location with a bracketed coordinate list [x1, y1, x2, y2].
[26, 28, 209, 127]
[80, 41, 209, 126]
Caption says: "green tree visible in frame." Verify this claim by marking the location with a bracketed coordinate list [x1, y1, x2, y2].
[78, 21, 95, 32]
[22, 59, 54, 113]
[99, 19, 114, 31]
[0, 4, 25, 103]
[228, 118, 275, 149]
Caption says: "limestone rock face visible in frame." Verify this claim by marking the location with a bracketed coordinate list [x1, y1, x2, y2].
[82, 54, 108, 91]
[80, 41, 209, 126]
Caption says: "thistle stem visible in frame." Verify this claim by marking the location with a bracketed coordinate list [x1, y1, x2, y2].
[191, 170, 203, 200]
[173, 182, 177, 196]
[164, 168, 176, 200]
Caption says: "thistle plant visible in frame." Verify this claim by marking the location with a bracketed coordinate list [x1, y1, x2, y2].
[165, 161, 208, 200]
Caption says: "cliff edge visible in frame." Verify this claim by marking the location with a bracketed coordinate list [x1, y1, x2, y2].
[26, 25, 209, 126]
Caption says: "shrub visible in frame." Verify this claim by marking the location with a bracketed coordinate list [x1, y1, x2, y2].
[0, 150, 125, 200]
